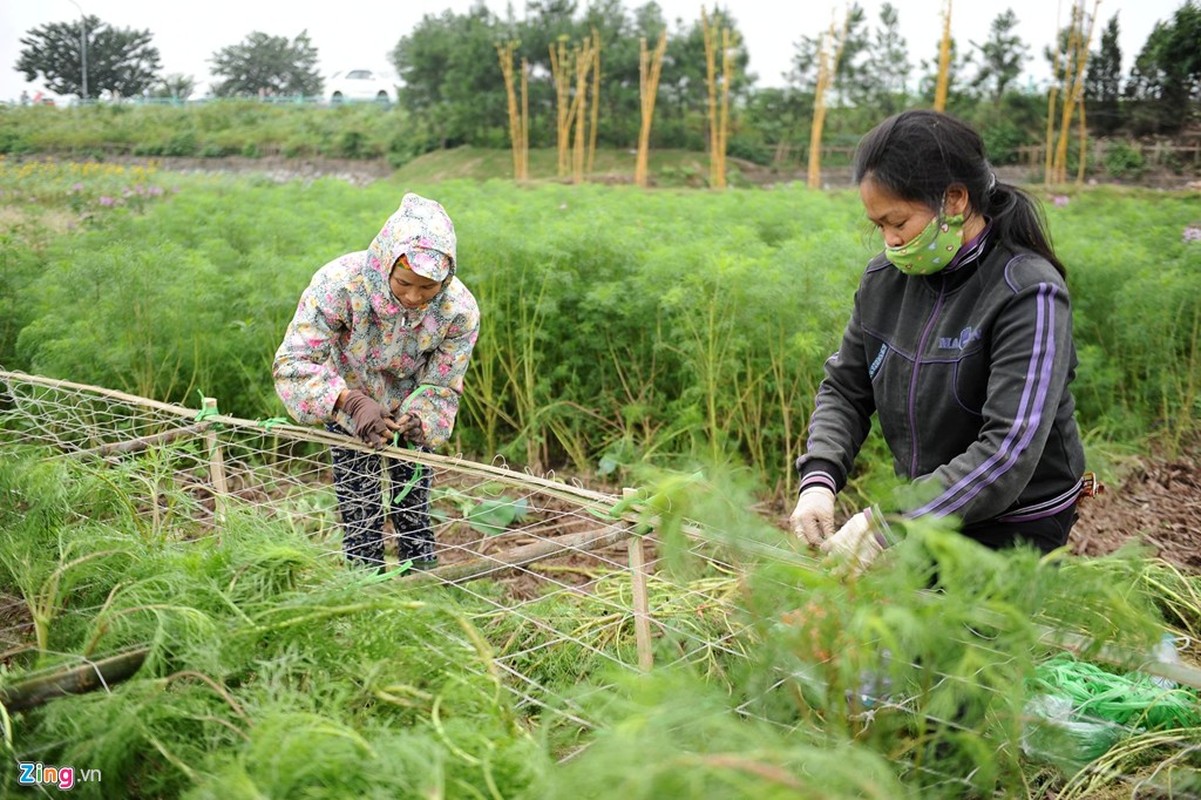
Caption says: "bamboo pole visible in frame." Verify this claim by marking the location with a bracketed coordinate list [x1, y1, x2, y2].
[406, 523, 635, 586]
[497, 41, 527, 181]
[0, 648, 148, 712]
[808, 10, 848, 190]
[520, 57, 529, 180]
[71, 422, 209, 458]
[549, 38, 573, 178]
[635, 32, 667, 188]
[933, 0, 953, 112]
[718, 28, 733, 189]
[1052, 2, 1083, 183]
[1051, 0, 1098, 184]
[1045, 0, 1064, 187]
[703, 8, 718, 187]
[588, 36, 601, 177]
[571, 36, 595, 185]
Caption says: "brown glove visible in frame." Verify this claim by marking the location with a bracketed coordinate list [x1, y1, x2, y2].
[340, 389, 394, 447]
[394, 412, 425, 447]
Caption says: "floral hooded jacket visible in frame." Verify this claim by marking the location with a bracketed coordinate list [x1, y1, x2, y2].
[272, 193, 480, 449]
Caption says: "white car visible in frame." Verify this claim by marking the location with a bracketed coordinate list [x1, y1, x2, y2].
[326, 69, 396, 105]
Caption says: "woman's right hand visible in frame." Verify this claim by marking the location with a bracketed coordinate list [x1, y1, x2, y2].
[339, 389, 401, 448]
[789, 486, 835, 547]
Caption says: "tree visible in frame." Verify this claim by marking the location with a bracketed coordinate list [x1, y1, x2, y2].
[150, 73, 196, 101]
[209, 31, 322, 97]
[857, 3, 911, 116]
[1084, 14, 1122, 134]
[971, 9, 1029, 103]
[392, 6, 505, 149]
[1124, 0, 1201, 133]
[16, 15, 161, 99]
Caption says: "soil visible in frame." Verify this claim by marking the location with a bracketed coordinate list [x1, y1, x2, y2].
[1071, 451, 1201, 571]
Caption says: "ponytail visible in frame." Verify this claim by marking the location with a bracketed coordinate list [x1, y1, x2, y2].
[987, 183, 1065, 276]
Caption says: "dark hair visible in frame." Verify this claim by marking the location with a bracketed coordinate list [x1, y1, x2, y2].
[852, 110, 1065, 275]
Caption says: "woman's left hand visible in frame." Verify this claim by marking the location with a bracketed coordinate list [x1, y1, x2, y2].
[820, 509, 884, 575]
[394, 413, 426, 446]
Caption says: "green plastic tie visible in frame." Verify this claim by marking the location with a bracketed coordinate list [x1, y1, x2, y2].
[388, 384, 442, 507]
[257, 417, 290, 429]
[194, 390, 220, 422]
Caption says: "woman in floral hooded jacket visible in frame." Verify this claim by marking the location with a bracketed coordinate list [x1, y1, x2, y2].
[273, 193, 480, 570]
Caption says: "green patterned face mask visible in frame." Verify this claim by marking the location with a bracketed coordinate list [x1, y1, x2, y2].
[885, 211, 966, 275]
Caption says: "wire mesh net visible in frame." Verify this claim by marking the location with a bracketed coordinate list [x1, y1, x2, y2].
[2, 369, 1199, 797]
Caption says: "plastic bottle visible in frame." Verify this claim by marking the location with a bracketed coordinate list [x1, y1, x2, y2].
[1150, 632, 1181, 689]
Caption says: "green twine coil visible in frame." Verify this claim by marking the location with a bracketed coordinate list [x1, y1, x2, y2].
[1034, 653, 1201, 730]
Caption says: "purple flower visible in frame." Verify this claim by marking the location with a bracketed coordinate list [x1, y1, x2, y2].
[149, 186, 164, 196]
[71, 182, 84, 192]
[1052, 195, 1070, 207]
[1184, 226, 1201, 243]
[98, 196, 116, 207]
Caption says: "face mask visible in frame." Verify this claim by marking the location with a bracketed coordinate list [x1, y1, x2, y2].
[885, 211, 965, 275]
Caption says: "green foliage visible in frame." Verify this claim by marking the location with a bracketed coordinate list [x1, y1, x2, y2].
[4, 169, 1200, 493]
[0, 102, 409, 161]
[0, 414, 1196, 797]
[1101, 140, 1147, 178]
[1124, 0, 1201, 134]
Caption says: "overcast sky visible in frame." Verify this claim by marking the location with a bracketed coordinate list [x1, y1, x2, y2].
[0, 0, 1184, 102]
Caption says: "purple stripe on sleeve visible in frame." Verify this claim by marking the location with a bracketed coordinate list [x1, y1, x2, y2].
[908, 284, 1058, 519]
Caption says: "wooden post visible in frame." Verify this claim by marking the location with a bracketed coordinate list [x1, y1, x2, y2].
[203, 397, 228, 527]
[625, 488, 653, 671]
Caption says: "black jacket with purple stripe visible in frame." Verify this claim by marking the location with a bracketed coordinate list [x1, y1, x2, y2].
[797, 230, 1086, 527]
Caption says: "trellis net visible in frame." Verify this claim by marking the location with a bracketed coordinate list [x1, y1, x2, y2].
[1, 369, 1199, 797]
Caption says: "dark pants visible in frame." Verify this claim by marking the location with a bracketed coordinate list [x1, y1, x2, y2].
[960, 503, 1078, 554]
[328, 426, 433, 569]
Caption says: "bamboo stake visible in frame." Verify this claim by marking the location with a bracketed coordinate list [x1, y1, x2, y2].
[203, 397, 229, 528]
[625, 488, 654, 671]
[520, 57, 529, 180]
[635, 32, 667, 188]
[933, 0, 953, 112]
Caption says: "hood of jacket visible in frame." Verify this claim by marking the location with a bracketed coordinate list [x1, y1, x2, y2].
[365, 193, 457, 318]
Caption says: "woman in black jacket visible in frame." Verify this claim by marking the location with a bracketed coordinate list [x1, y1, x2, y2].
[790, 110, 1086, 572]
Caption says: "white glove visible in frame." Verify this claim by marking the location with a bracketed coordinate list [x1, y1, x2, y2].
[820, 508, 885, 574]
[789, 486, 835, 546]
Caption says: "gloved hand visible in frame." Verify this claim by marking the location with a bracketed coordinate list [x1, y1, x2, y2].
[340, 389, 399, 448]
[820, 508, 885, 575]
[790, 486, 835, 547]
[394, 412, 426, 447]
